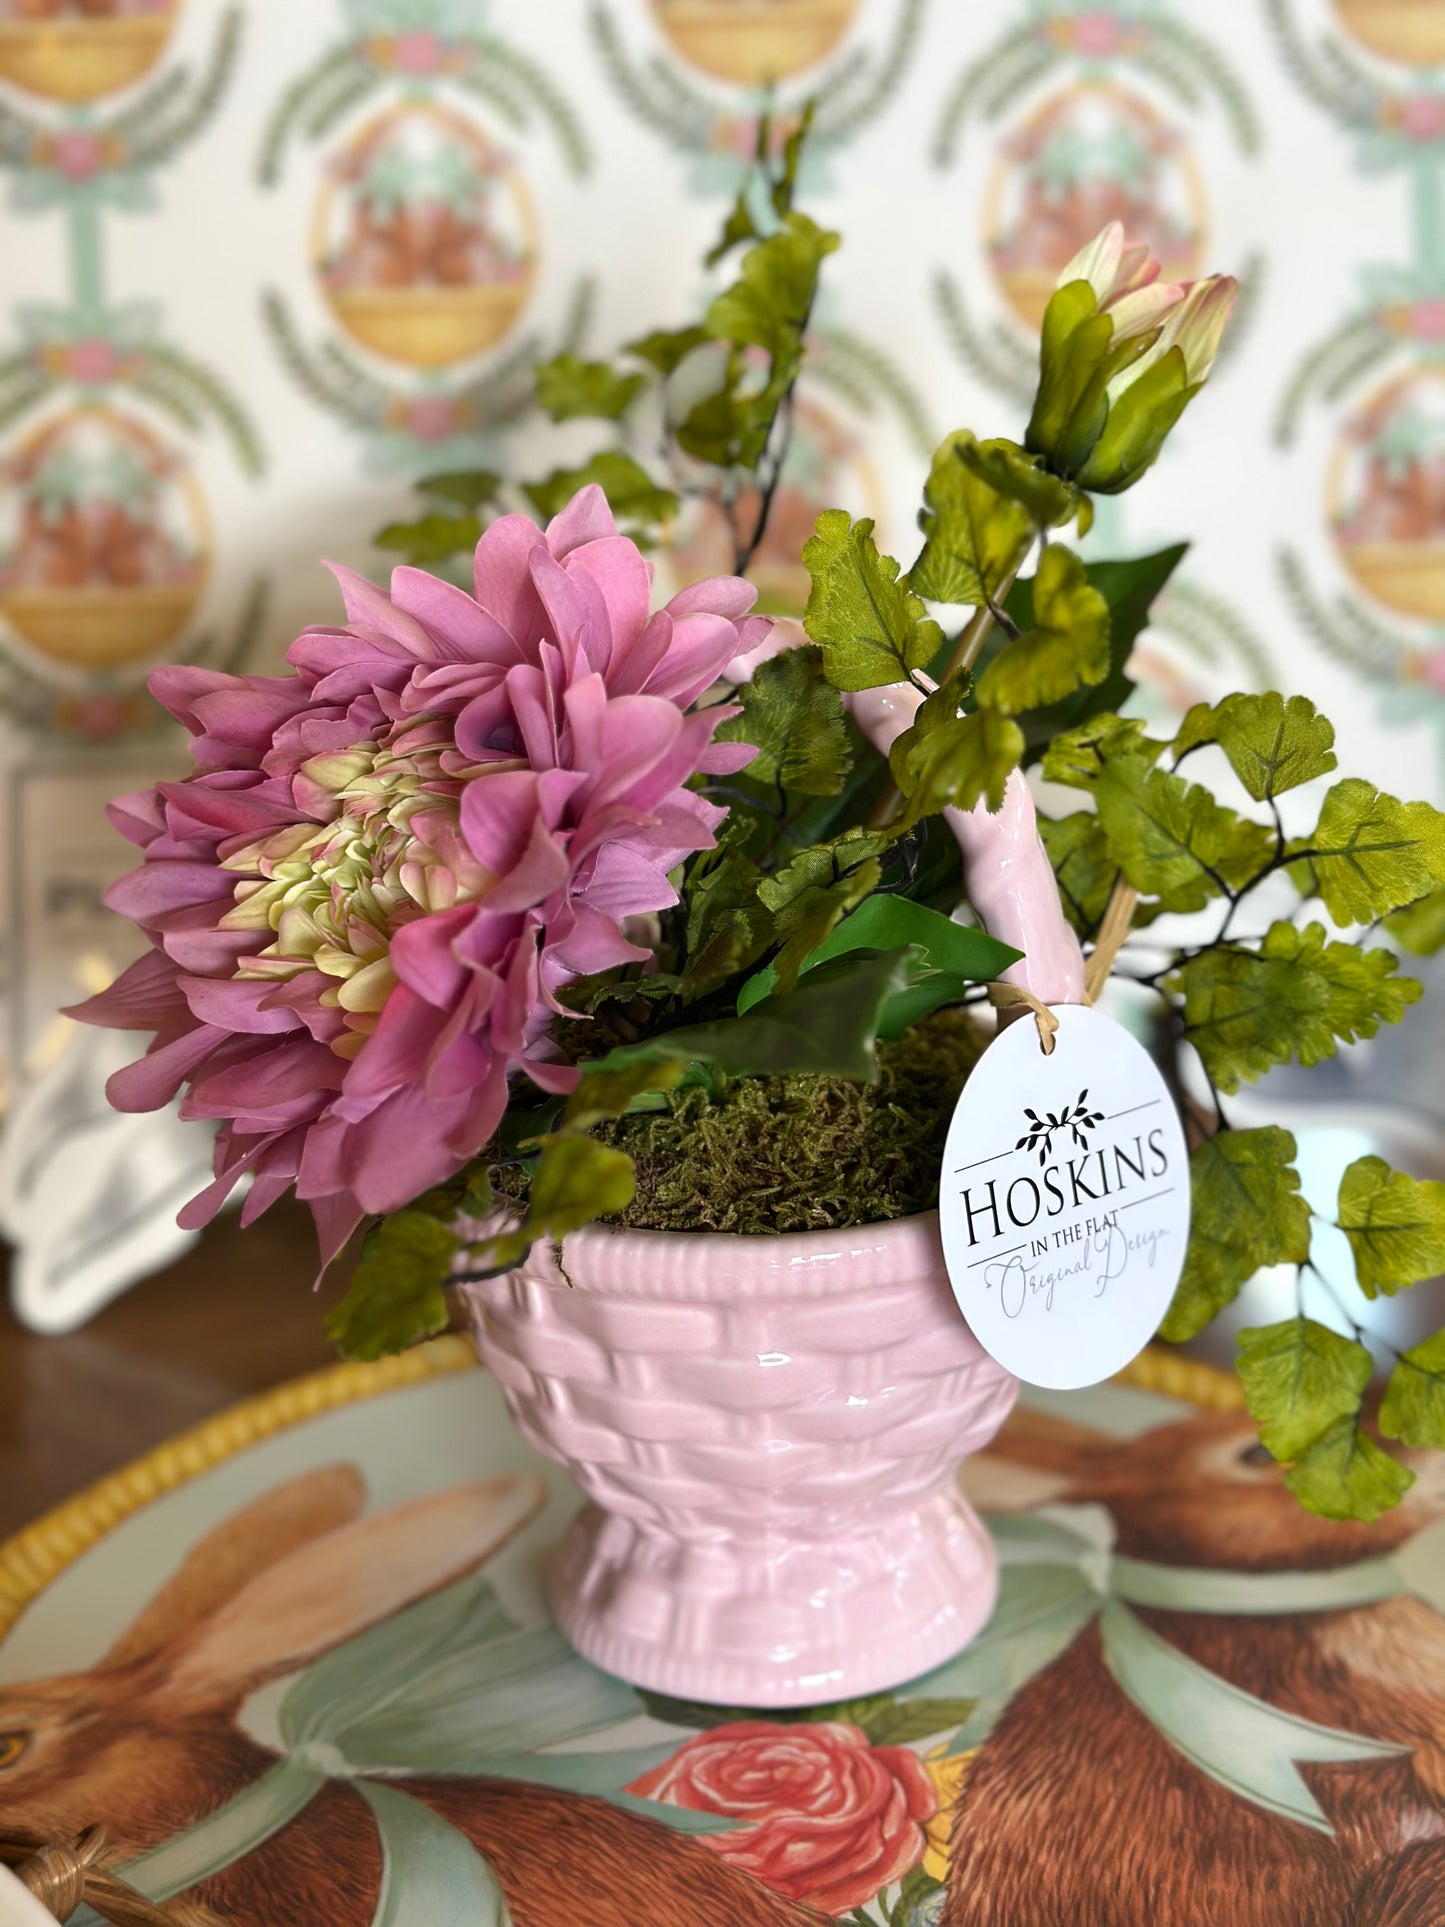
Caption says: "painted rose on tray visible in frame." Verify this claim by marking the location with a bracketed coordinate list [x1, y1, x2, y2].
[628, 1719, 938, 1915]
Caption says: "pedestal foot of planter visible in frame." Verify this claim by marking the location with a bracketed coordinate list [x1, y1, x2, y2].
[548, 1481, 998, 1709]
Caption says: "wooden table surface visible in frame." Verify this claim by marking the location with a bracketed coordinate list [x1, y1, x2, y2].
[0, 1202, 339, 1539]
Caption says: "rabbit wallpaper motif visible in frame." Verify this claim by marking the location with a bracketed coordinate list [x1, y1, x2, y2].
[0, 1359, 1443, 1926]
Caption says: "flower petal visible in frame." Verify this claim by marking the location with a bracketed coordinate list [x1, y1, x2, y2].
[564, 535, 654, 659]
[545, 482, 618, 558]
[324, 561, 437, 658]
[472, 512, 546, 639]
[390, 566, 526, 665]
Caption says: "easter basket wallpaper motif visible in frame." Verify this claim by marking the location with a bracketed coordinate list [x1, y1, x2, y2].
[1, 1352, 1442, 1927]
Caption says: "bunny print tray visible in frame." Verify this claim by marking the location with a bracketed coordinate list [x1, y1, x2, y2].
[1, 1338, 1442, 1927]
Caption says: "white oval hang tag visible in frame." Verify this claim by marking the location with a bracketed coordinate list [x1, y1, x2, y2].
[939, 1004, 1189, 1391]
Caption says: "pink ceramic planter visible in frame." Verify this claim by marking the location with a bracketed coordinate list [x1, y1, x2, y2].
[462, 1213, 1018, 1708]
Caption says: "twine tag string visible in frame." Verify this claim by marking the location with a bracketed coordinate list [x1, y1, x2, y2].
[987, 982, 1060, 1054]
[0, 1832, 224, 1927]
[988, 875, 1141, 1055]
[1082, 874, 1140, 1007]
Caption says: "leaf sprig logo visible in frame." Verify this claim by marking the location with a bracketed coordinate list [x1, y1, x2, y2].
[1016, 1090, 1105, 1167]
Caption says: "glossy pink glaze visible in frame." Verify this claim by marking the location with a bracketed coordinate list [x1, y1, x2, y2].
[847, 683, 1086, 1003]
[462, 1213, 1018, 1706]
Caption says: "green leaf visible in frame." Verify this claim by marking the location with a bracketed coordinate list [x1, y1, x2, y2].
[682, 836, 775, 996]
[523, 450, 678, 532]
[706, 210, 839, 365]
[660, 947, 917, 1083]
[1283, 1418, 1414, 1523]
[410, 1166, 494, 1225]
[1237, 1316, 1373, 1463]
[1161, 1128, 1311, 1342]
[562, 1054, 688, 1133]
[802, 510, 942, 692]
[707, 189, 761, 267]
[1336, 1154, 1445, 1299]
[1386, 886, 1445, 956]
[872, 968, 990, 1041]
[988, 545, 1186, 760]
[625, 323, 710, 374]
[714, 645, 851, 796]
[755, 828, 888, 988]
[674, 364, 751, 469]
[685, 213, 840, 470]
[1095, 754, 1273, 913]
[855, 1696, 978, 1746]
[1038, 811, 1120, 938]
[374, 510, 481, 565]
[704, 100, 817, 265]
[976, 545, 1111, 715]
[771, 102, 814, 217]
[534, 353, 645, 422]
[458, 1131, 642, 1282]
[1290, 779, 1445, 925]
[705, 174, 762, 267]
[1040, 712, 1162, 791]
[326, 1211, 459, 1361]
[635, 1690, 759, 1730]
[735, 891, 1019, 1016]
[908, 432, 1036, 607]
[1173, 692, 1337, 802]
[953, 436, 1079, 529]
[1379, 1328, 1445, 1449]
[801, 893, 1019, 982]
[891, 676, 1024, 824]
[892, 1866, 949, 1927]
[1170, 921, 1422, 1094]
[523, 1133, 638, 1241]
[415, 468, 500, 510]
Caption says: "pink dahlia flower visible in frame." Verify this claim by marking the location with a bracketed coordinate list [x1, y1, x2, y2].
[71, 487, 766, 1263]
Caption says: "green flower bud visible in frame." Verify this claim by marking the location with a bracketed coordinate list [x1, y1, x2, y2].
[1025, 223, 1238, 496]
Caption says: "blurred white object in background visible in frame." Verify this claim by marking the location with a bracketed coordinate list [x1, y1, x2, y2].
[0, 1020, 216, 1334]
[1176, 949, 1445, 1370]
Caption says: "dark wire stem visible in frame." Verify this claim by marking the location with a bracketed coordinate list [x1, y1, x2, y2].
[734, 381, 799, 578]
[758, 771, 794, 867]
[1125, 936, 1274, 988]
[697, 783, 793, 830]
[984, 595, 1021, 641]
[1269, 794, 1287, 860]
[875, 828, 922, 893]
[1298, 1257, 1372, 1349]
[1298, 1224, 1406, 1364]
[1214, 885, 1245, 947]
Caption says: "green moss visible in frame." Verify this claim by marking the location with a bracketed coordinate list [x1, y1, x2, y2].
[588, 1006, 987, 1234]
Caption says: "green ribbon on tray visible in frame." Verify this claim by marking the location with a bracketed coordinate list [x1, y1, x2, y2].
[916, 1510, 1445, 1836]
[72, 1759, 516, 1926]
[70, 1575, 736, 1927]
[71, 1511, 1445, 1921]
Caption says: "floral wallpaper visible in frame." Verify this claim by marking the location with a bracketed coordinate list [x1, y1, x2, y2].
[0, 0, 1439, 1117]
